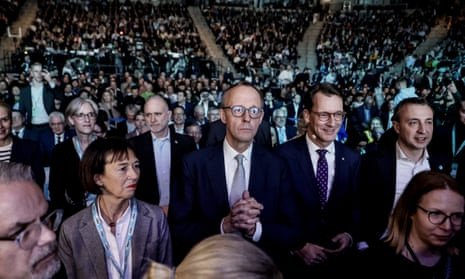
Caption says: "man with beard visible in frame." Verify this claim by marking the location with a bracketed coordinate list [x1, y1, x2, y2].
[0, 162, 62, 279]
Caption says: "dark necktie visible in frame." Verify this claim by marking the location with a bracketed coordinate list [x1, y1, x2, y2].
[55, 134, 62, 145]
[316, 149, 328, 209]
[229, 154, 245, 207]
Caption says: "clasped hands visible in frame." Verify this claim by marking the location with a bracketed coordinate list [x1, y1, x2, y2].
[222, 191, 263, 237]
[295, 232, 352, 266]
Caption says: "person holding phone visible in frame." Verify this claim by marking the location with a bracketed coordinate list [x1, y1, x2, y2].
[19, 62, 63, 133]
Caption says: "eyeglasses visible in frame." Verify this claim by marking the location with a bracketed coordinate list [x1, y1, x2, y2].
[0, 209, 63, 250]
[222, 105, 263, 119]
[73, 112, 96, 120]
[311, 111, 346, 122]
[417, 205, 464, 226]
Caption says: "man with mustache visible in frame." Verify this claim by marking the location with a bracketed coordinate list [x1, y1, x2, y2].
[0, 162, 61, 279]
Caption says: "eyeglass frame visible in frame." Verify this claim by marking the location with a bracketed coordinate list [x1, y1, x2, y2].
[0, 209, 64, 250]
[222, 105, 263, 119]
[73, 112, 97, 121]
[310, 111, 346, 122]
[417, 205, 464, 226]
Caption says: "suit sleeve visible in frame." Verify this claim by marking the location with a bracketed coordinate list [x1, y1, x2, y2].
[58, 224, 77, 279]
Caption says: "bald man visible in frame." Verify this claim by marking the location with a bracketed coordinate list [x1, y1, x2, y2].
[129, 95, 196, 213]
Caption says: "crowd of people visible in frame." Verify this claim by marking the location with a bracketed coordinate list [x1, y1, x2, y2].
[0, 0, 465, 278]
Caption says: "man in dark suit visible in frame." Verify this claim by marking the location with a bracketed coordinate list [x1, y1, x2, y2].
[359, 97, 451, 249]
[271, 107, 297, 145]
[130, 95, 196, 213]
[11, 110, 38, 141]
[38, 111, 73, 166]
[205, 119, 272, 148]
[169, 83, 302, 268]
[276, 83, 361, 278]
[0, 101, 44, 188]
[19, 62, 62, 133]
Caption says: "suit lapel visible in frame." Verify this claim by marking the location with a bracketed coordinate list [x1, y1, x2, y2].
[294, 136, 317, 203]
[331, 143, 346, 198]
[132, 202, 150, 278]
[206, 146, 229, 206]
[249, 145, 265, 198]
[79, 210, 108, 278]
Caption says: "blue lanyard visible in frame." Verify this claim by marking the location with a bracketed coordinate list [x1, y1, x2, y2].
[92, 198, 138, 278]
[452, 124, 465, 159]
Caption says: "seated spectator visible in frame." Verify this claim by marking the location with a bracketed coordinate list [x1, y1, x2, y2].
[143, 234, 282, 279]
[58, 137, 172, 278]
[0, 161, 62, 279]
[352, 171, 465, 278]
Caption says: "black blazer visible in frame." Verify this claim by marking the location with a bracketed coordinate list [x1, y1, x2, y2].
[49, 139, 85, 219]
[38, 128, 74, 166]
[276, 135, 361, 243]
[19, 84, 61, 125]
[11, 136, 45, 187]
[359, 142, 451, 246]
[169, 143, 303, 266]
[129, 128, 196, 205]
[205, 119, 272, 148]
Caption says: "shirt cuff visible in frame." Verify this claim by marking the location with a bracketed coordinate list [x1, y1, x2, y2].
[220, 218, 225, 234]
[251, 221, 262, 242]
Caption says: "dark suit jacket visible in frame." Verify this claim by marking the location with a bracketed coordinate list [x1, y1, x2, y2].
[359, 142, 451, 246]
[276, 135, 361, 244]
[11, 136, 45, 187]
[19, 84, 61, 125]
[205, 119, 272, 148]
[58, 199, 172, 278]
[271, 125, 297, 144]
[38, 129, 74, 166]
[169, 143, 303, 266]
[49, 139, 85, 219]
[129, 128, 196, 205]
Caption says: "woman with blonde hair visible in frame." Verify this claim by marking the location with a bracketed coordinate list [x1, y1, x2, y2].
[144, 234, 282, 279]
[353, 171, 465, 278]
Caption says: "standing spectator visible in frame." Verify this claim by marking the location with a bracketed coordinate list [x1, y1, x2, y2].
[130, 95, 196, 213]
[49, 98, 99, 219]
[0, 101, 44, 187]
[352, 171, 465, 278]
[126, 111, 149, 139]
[0, 162, 62, 279]
[19, 62, 62, 133]
[276, 83, 361, 278]
[59, 137, 172, 278]
[11, 110, 38, 141]
[185, 123, 203, 150]
[169, 83, 302, 268]
[359, 98, 451, 249]
[271, 107, 297, 145]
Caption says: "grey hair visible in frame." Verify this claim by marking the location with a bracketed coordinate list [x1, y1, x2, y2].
[49, 111, 65, 123]
[0, 162, 33, 185]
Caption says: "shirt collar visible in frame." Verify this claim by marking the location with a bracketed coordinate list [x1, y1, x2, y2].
[223, 139, 253, 164]
[395, 141, 429, 162]
[305, 133, 335, 154]
[151, 129, 170, 142]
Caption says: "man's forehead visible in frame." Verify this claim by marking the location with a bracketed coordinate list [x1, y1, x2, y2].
[0, 182, 47, 231]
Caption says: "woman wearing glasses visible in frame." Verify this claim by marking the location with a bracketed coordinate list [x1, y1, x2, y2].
[58, 137, 172, 278]
[353, 171, 465, 278]
[49, 97, 99, 220]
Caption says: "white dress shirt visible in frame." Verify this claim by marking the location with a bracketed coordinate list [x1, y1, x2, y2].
[306, 134, 336, 202]
[221, 139, 262, 241]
